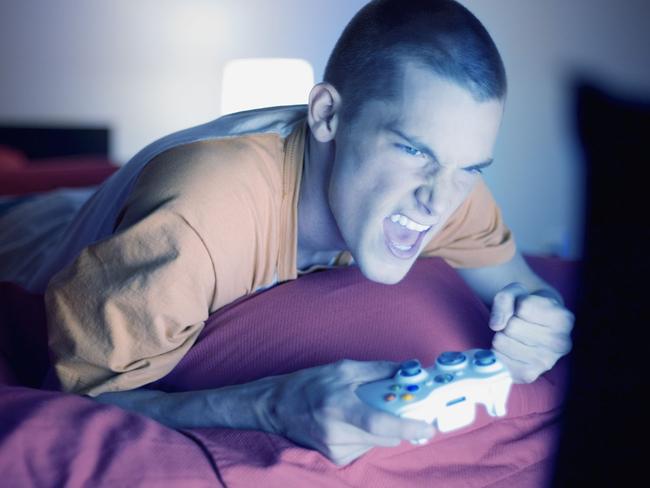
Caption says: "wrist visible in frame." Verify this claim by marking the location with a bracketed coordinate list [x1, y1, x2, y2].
[254, 376, 284, 435]
[532, 286, 564, 306]
[203, 376, 284, 434]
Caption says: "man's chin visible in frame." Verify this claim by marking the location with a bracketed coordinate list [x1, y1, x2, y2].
[357, 256, 409, 285]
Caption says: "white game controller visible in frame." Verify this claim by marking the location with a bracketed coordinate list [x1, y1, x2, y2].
[355, 349, 512, 444]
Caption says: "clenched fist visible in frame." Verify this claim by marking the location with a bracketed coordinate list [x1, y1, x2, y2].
[489, 282, 574, 384]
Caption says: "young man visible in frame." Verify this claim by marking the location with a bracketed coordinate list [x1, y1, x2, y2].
[40, 0, 573, 466]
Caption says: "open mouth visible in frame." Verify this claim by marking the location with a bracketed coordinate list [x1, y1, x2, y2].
[383, 213, 434, 259]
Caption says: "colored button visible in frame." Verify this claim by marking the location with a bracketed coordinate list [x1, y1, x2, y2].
[389, 384, 401, 392]
[384, 394, 397, 402]
[434, 374, 454, 384]
[406, 384, 420, 392]
[401, 393, 415, 401]
[474, 349, 496, 366]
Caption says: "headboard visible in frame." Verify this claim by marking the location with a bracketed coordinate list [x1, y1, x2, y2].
[0, 125, 110, 160]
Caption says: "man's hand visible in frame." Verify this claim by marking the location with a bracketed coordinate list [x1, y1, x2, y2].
[489, 282, 574, 384]
[267, 359, 435, 466]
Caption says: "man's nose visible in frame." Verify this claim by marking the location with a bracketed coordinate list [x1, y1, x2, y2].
[415, 185, 434, 215]
[415, 184, 446, 217]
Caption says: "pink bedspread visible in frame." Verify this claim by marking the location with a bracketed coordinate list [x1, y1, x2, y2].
[0, 255, 579, 487]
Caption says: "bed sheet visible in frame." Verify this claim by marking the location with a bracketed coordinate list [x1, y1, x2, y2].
[0, 255, 578, 487]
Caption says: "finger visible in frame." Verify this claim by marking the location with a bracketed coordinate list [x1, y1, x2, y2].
[490, 282, 529, 331]
[345, 399, 435, 441]
[325, 420, 403, 448]
[515, 296, 575, 335]
[329, 444, 375, 467]
[504, 316, 574, 355]
[491, 349, 538, 384]
[492, 330, 536, 365]
[493, 330, 557, 372]
[335, 359, 400, 383]
[492, 348, 526, 373]
[530, 288, 562, 305]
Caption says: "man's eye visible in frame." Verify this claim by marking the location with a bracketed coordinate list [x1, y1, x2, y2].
[465, 167, 483, 175]
[397, 144, 425, 158]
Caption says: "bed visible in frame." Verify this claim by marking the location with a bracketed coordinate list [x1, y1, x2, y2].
[0, 123, 581, 487]
[0, 247, 579, 487]
[0, 125, 117, 196]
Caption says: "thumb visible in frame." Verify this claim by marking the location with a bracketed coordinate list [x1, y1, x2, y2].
[347, 360, 401, 383]
[489, 282, 528, 331]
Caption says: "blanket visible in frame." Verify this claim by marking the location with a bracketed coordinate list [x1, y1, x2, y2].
[0, 255, 579, 487]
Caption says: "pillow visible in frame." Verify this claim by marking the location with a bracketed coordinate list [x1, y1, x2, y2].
[149, 257, 571, 419]
[0, 256, 575, 487]
[0, 145, 27, 171]
[2, 255, 573, 417]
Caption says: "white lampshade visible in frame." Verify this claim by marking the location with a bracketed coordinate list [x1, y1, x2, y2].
[220, 58, 315, 115]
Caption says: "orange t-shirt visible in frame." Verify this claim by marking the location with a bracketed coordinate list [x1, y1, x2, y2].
[45, 119, 515, 396]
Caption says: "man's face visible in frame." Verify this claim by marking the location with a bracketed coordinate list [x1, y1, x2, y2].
[328, 63, 504, 284]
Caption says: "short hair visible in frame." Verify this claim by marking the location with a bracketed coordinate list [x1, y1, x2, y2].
[323, 0, 507, 121]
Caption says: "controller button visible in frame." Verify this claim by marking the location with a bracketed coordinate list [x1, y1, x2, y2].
[384, 394, 397, 402]
[437, 351, 467, 366]
[406, 384, 420, 392]
[399, 359, 422, 377]
[389, 384, 401, 392]
[401, 393, 415, 401]
[434, 373, 454, 384]
[474, 349, 497, 366]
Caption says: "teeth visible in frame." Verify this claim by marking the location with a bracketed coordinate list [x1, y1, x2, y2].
[389, 214, 431, 232]
[393, 243, 414, 251]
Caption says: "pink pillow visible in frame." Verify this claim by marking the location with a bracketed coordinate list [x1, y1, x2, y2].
[150, 257, 570, 419]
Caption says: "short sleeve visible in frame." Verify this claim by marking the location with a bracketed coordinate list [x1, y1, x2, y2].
[44, 206, 216, 396]
[421, 179, 516, 268]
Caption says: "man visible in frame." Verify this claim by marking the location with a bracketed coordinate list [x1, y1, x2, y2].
[40, 0, 573, 467]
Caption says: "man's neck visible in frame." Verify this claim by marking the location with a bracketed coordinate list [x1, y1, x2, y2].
[296, 127, 346, 269]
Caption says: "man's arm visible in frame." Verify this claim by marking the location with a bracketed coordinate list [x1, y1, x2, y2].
[93, 360, 434, 467]
[94, 377, 278, 431]
[455, 250, 574, 384]
[455, 250, 563, 308]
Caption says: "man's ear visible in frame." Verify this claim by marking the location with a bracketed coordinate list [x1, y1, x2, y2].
[307, 82, 341, 143]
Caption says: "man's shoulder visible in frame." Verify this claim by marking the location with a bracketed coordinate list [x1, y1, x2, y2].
[117, 131, 286, 231]
[149, 131, 285, 194]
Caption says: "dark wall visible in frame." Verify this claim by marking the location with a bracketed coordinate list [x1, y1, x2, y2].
[551, 82, 648, 485]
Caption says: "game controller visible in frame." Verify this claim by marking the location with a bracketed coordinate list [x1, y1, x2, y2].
[355, 349, 512, 443]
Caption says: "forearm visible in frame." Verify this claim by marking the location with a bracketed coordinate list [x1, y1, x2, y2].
[458, 252, 565, 308]
[94, 376, 280, 433]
